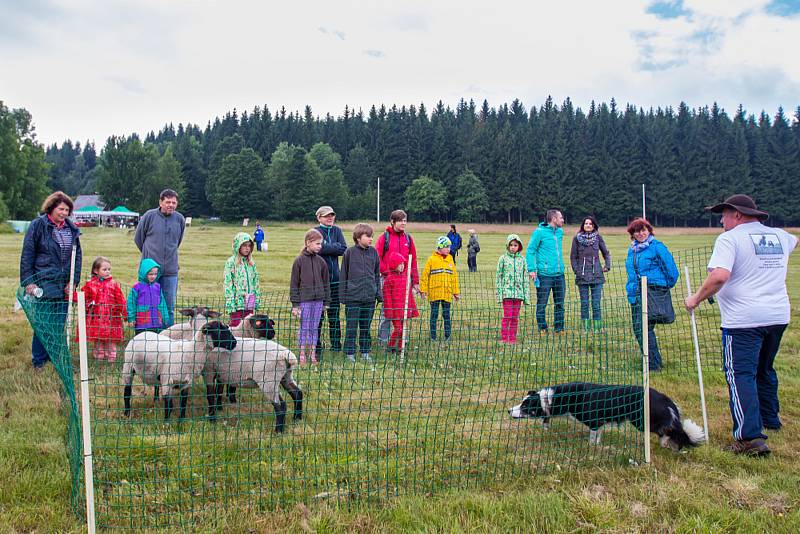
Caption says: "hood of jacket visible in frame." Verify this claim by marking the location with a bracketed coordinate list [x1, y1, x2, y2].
[232, 232, 253, 255]
[137, 258, 161, 283]
[386, 251, 405, 272]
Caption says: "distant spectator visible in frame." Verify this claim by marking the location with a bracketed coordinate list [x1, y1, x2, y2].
[253, 222, 266, 252]
[446, 224, 462, 264]
[466, 229, 480, 272]
[570, 216, 611, 332]
[134, 189, 185, 326]
[20, 191, 83, 371]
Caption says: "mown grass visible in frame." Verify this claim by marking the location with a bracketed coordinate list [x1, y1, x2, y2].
[1, 222, 799, 533]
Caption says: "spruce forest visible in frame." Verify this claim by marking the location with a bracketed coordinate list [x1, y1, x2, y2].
[42, 97, 800, 226]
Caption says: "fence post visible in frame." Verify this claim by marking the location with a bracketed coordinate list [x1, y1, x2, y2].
[641, 276, 650, 464]
[77, 291, 97, 533]
[66, 244, 77, 335]
[400, 254, 413, 363]
[684, 265, 709, 442]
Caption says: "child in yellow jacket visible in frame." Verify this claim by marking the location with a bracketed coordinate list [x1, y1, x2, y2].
[420, 236, 460, 341]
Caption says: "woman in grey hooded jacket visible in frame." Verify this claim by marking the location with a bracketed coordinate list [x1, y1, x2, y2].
[570, 216, 611, 332]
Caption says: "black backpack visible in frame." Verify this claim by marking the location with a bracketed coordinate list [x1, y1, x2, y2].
[382, 230, 413, 255]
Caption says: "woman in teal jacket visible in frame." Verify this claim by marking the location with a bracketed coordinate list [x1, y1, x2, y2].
[625, 218, 679, 371]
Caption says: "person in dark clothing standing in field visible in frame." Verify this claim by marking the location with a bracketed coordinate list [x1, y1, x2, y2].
[134, 189, 185, 326]
[447, 224, 462, 264]
[20, 191, 83, 371]
[467, 229, 480, 272]
[314, 205, 347, 357]
[339, 223, 382, 363]
[570, 216, 611, 332]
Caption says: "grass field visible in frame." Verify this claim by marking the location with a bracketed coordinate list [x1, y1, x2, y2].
[1, 222, 799, 533]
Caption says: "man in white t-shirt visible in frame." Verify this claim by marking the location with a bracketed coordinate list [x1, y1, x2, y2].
[686, 194, 797, 457]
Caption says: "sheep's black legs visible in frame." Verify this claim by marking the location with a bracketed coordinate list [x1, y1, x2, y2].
[273, 398, 287, 433]
[163, 395, 173, 420]
[227, 384, 237, 404]
[123, 384, 132, 417]
[282, 376, 303, 421]
[214, 382, 226, 411]
[178, 388, 189, 420]
[205, 384, 219, 420]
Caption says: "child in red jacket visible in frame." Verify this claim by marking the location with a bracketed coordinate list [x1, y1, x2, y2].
[81, 256, 127, 361]
[382, 252, 419, 353]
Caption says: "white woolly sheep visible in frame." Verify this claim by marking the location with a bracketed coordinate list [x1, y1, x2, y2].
[122, 325, 238, 420]
[200, 321, 302, 433]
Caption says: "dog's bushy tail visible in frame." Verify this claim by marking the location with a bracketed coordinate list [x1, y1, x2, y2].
[681, 419, 705, 445]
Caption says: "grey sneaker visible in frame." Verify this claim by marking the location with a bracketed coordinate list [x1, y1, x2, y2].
[361, 353, 372, 362]
[346, 353, 356, 363]
[726, 438, 771, 457]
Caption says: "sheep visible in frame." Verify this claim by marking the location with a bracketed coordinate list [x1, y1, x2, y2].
[200, 321, 303, 433]
[160, 306, 221, 341]
[122, 325, 238, 420]
[223, 313, 275, 404]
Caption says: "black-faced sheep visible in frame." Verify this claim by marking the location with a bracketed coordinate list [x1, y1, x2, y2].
[122, 326, 238, 420]
[201, 321, 302, 433]
[160, 306, 221, 340]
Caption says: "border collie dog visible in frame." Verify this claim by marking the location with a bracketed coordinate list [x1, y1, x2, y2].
[509, 382, 704, 451]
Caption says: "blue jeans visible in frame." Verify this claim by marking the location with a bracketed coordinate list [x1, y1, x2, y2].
[577, 283, 603, 321]
[377, 278, 391, 343]
[722, 324, 787, 441]
[631, 303, 662, 370]
[344, 301, 376, 355]
[31, 299, 69, 368]
[429, 300, 451, 340]
[159, 274, 179, 327]
[535, 274, 565, 332]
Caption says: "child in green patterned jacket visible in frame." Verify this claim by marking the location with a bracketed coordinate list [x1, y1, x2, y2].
[496, 234, 531, 344]
[224, 232, 262, 326]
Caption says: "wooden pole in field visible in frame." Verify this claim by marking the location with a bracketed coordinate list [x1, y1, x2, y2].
[684, 266, 709, 442]
[400, 254, 413, 363]
[641, 276, 651, 464]
[66, 244, 77, 336]
[642, 184, 646, 220]
[77, 291, 97, 534]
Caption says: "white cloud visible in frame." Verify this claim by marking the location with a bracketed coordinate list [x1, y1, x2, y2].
[0, 0, 797, 145]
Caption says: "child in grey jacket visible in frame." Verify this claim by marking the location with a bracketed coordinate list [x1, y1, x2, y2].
[339, 224, 382, 362]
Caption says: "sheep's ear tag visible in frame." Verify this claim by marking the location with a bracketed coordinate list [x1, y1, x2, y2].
[255, 320, 265, 328]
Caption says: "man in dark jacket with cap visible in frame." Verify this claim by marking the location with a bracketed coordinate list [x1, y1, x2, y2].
[315, 205, 347, 356]
[686, 194, 797, 457]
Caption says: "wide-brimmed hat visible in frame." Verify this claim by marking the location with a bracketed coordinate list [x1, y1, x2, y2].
[705, 194, 768, 221]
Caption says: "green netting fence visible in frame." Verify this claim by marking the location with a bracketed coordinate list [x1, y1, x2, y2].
[17, 246, 718, 529]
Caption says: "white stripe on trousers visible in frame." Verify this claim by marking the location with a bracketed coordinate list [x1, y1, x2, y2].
[723, 332, 745, 440]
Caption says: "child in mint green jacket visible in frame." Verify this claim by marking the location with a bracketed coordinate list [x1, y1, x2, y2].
[496, 234, 530, 343]
[223, 232, 262, 327]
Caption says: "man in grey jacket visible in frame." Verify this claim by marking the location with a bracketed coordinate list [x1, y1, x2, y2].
[134, 189, 185, 326]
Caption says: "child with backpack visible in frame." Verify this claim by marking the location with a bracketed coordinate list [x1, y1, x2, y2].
[382, 252, 418, 353]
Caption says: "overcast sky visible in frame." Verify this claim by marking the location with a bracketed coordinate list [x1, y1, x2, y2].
[1, 0, 798, 147]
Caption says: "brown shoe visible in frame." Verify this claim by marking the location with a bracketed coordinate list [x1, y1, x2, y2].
[727, 438, 771, 457]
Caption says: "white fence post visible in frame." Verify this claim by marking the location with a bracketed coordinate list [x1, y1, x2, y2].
[641, 276, 651, 464]
[684, 266, 710, 442]
[400, 254, 414, 363]
[77, 291, 97, 533]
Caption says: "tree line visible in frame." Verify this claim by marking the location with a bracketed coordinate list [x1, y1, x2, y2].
[9, 97, 800, 225]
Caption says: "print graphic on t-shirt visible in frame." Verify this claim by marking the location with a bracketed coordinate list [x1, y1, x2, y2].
[750, 233, 784, 255]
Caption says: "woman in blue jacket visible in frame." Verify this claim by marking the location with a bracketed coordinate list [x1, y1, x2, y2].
[19, 191, 83, 371]
[625, 218, 678, 371]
